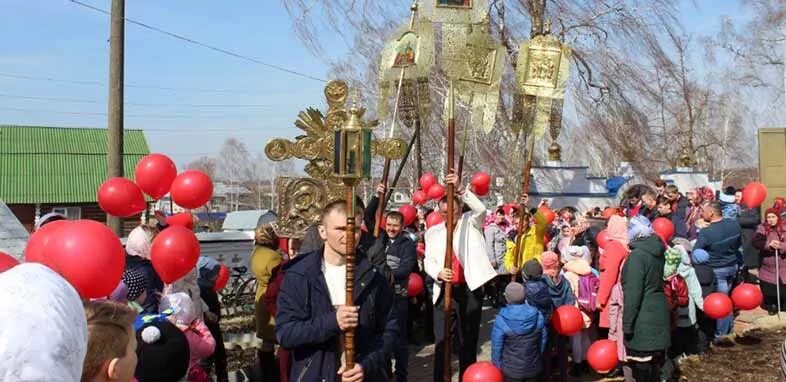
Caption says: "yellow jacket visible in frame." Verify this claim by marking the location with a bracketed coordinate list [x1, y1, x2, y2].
[504, 211, 548, 271]
[251, 245, 282, 341]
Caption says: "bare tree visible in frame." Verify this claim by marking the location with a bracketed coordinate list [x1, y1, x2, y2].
[184, 156, 218, 179]
[279, 0, 759, 190]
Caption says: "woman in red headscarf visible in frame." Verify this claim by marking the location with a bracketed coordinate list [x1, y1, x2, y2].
[754, 208, 786, 314]
[686, 187, 715, 241]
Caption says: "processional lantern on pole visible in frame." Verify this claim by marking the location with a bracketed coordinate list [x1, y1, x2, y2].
[332, 103, 373, 371]
[510, 18, 572, 279]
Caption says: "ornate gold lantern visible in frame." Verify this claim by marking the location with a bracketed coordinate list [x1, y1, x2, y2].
[333, 105, 372, 183]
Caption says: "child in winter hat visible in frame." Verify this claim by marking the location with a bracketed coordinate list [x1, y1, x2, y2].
[160, 292, 216, 382]
[135, 321, 190, 382]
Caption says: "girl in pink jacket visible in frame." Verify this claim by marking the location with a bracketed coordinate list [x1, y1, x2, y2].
[161, 292, 216, 382]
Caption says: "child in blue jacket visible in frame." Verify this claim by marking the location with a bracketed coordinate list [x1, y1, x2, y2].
[492, 282, 547, 382]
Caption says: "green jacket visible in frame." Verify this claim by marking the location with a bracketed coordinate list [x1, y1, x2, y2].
[621, 235, 670, 352]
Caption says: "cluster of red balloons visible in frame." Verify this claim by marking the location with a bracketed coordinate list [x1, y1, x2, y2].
[412, 190, 428, 205]
[25, 219, 125, 298]
[418, 173, 446, 202]
[99, 154, 214, 217]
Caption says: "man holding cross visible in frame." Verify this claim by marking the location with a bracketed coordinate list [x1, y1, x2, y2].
[275, 200, 399, 382]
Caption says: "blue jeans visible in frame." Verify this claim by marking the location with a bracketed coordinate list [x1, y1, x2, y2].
[713, 265, 738, 338]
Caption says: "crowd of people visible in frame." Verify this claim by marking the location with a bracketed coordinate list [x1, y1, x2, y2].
[1, 175, 784, 382]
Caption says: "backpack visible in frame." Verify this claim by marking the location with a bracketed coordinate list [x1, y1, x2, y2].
[664, 274, 689, 310]
[577, 273, 600, 313]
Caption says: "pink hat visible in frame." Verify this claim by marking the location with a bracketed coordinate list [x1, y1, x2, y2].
[541, 251, 560, 277]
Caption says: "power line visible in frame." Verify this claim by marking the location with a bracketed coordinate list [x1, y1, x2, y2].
[0, 93, 273, 108]
[66, 0, 327, 83]
[0, 106, 267, 120]
[0, 72, 267, 95]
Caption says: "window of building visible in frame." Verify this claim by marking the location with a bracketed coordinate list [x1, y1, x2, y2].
[51, 206, 82, 220]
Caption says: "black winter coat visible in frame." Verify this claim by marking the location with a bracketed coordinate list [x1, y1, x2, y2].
[275, 249, 399, 382]
[738, 207, 762, 268]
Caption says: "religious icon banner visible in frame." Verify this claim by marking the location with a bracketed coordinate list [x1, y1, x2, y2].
[420, 0, 488, 24]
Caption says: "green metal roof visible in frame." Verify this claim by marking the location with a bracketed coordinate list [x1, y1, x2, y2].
[0, 125, 150, 204]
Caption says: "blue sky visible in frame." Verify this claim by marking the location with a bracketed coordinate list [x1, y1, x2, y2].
[0, 0, 752, 168]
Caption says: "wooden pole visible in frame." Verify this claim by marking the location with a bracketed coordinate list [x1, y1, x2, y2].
[384, 124, 419, 206]
[344, 183, 357, 367]
[373, 159, 391, 238]
[416, 116, 423, 180]
[457, 122, 468, 184]
[442, 82, 456, 382]
[511, 134, 536, 282]
[107, 0, 125, 235]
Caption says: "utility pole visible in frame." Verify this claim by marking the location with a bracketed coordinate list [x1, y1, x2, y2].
[107, 0, 125, 235]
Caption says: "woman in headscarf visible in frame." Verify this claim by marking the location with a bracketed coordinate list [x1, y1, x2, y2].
[251, 222, 283, 380]
[598, 215, 632, 379]
[597, 215, 630, 329]
[0, 263, 88, 381]
[753, 208, 786, 314]
[622, 216, 670, 381]
[686, 187, 715, 241]
[125, 225, 164, 314]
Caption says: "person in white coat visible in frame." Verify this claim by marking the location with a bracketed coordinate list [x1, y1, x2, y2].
[424, 173, 497, 382]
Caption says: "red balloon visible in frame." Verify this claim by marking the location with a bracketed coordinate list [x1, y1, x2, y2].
[731, 283, 763, 311]
[742, 182, 768, 209]
[150, 226, 201, 284]
[25, 220, 125, 298]
[398, 205, 418, 227]
[703, 292, 733, 319]
[427, 184, 446, 201]
[652, 217, 675, 242]
[416, 242, 426, 258]
[471, 172, 491, 196]
[170, 170, 214, 209]
[407, 273, 424, 297]
[551, 305, 583, 336]
[412, 190, 428, 206]
[167, 212, 195, 230]
[134, 153, 177, 200]
[0, 251, 20, 273]
[539, 207, 556, 224]
[602, 207, 620, 219]
[462, 361, 503, 382]
[97, 177, 147, 217]
[426, 211, 445, 228]
[214, 264, 230, 292]
[596, 230, 610, 250]
[419, 173, 437, 192]
[587, 339, 619, 373]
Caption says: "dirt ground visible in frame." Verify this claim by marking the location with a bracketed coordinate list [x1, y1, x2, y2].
[679, 328, 784, 382]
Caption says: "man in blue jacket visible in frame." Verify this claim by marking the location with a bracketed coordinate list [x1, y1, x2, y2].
[275, 200, 399, 382]
[695, 201, 742, 339]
